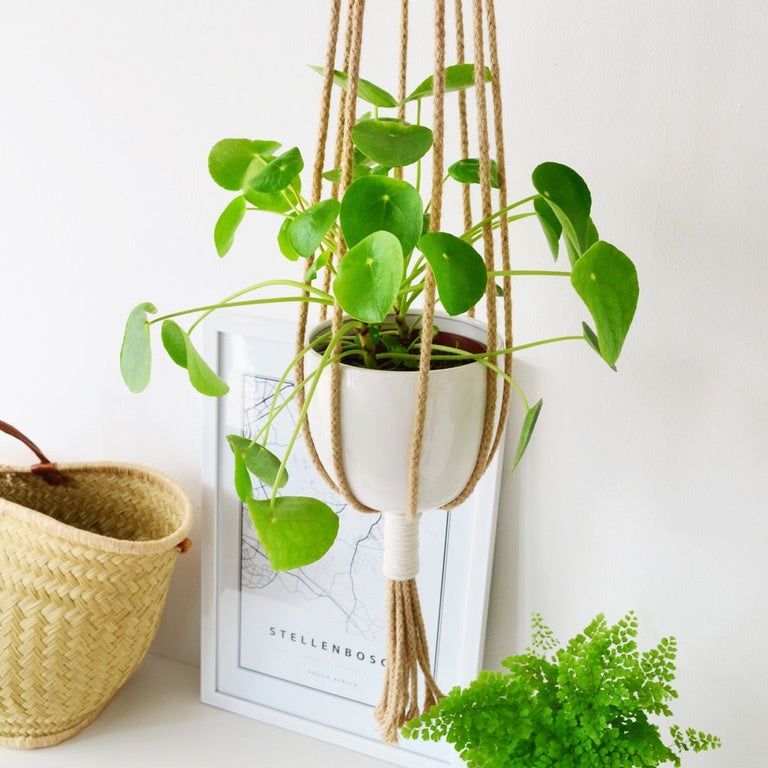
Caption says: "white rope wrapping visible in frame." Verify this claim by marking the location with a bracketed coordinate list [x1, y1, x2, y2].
[382, 512, 421, 581]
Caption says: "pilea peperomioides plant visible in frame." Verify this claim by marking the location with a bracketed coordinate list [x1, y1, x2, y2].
[403, 612, 722, 767]
[120, 64, 640, 571]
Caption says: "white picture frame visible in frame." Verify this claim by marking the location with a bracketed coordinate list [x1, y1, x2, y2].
[200, 313, 504, 767]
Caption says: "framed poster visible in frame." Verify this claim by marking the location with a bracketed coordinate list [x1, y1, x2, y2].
[201, 313, 504, 767]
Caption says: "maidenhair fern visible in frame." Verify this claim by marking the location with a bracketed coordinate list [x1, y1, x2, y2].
[402, 612, 720, 767]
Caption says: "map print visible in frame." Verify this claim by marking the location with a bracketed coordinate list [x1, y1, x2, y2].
[238, 373, 449, 706]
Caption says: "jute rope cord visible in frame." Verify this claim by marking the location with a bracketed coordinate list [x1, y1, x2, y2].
[293, 0, 513, 743]
[0, 420, 193, 749]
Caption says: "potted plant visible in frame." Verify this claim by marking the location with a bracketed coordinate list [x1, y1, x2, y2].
[119, 63, 640, 572]
[403, 611, 721, 766]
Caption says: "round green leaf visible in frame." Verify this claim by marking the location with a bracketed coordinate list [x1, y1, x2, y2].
[582, 321, 617, 371]
[247, 147, 304, 195]
[214, 195, 246, 257]
[287, 198, 340, 259]
[232, 451, 253, 503]
[533, 197, 562, 261]
[247, 496, 339, 571]
[333, 231, 403, 323]
[571, 241, 639, 367]
[164, 326, 229, 397]
[532, 162, 592, 257]
[160, 319, 188, 368]
[227, 434, 287, 489]
[120, 302, 157, 393]
[304, 251, 331, 282]
[447, 158, 499, 188]
[340, 176, 423, 254]
[417, 232, 488, 316]
[208, 138, 282, 191]
[244, 184, 297, 214]
[352, 119, 433, 168]
[277, 216, 301, 261]
[512, 398, 543, 471]
[405, 63, 493, 102]
[310, 66, 397, 108]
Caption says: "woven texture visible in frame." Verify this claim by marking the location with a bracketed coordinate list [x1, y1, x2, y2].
[0, 462, 193, 749]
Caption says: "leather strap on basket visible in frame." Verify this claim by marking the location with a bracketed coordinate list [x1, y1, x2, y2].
[0, 419, 67, 487]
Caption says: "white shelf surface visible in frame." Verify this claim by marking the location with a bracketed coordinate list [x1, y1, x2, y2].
[2, 653, 399, 768]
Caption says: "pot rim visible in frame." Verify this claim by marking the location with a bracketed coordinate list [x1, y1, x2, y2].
[306, 310, 494, 376]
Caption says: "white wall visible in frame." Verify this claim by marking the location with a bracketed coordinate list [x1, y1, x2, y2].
[1, 2, 765, 766]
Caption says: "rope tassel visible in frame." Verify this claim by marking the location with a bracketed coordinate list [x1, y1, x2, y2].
[373, 513, 443, 744]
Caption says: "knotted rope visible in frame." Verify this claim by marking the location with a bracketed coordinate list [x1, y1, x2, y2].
[293, 0, 513, 744]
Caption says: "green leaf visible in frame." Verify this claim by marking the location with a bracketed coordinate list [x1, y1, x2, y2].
[532, 162, 592, 260]
[161, 321, 230, 396]
[208, 138, 282, 190]
[582, 321, 617, 371]
[185, 333, 230, 396]
[340, 175, 423, 254]
[232, 451, 253, 503]
[277, 216, 301, 261]
[448, 158, 500, 188]
[120, 302, 157, 393]
[287, 199, 340, 258]
[247, 496, 339, 571]
[160, 319, 188, 368]
[227, 434, 287, 489]
[352, 119, 433, 168]
[322, 164, 370, 184]
[533, 197, 562, 261]
[214, 196, 246, 257]
[310, 65, 397, 108]
[242, 156, 299, 213]
[512, 399, 542, 471]
[405, 63, 493, 102]
[417, 232, 487, 316]
[571, 241, 639, 367]
[304, 251, 331, 282]
[333, 231, 403, 323]
[247, 147, 304, 194]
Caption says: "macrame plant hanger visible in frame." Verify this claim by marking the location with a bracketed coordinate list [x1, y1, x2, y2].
[295, 0, 513, 744]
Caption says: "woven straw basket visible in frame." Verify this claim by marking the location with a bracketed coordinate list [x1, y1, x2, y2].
[0, 421, 193, 749]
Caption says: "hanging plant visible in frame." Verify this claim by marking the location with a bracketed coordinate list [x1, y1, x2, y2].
[120, 0, 640, 742]
[120, 92, 638, 570]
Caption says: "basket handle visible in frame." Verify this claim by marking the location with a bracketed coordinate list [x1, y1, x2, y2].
[0, 419, 68, 487]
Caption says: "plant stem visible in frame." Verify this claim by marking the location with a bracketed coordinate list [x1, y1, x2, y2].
[463, 212, 536, 244]
[462, 195, 539, 242]
[356, 323, 378, 369]
[151, 296, 333, 329]
[270, 322, 358, 497]
[253, 323, 358, 448]
[159, 279, 333, 333]
[424, 335, 584, 359]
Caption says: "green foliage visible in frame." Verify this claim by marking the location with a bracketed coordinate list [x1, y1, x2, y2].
[403, 612, 721, 768]
[120, 61, 642, 572]
[351, 118, 434, 168]
[448, 158, 500, 188]
[247, 496, 339, 571]
[405, 63, 493, 102]
[571, 242, 639, 367]
[120, 302, 156, 393]
[333, 231, 404, 323]
[417, 231, 488, 316]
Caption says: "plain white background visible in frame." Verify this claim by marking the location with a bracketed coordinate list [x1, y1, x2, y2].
[0, 2, 766, 766]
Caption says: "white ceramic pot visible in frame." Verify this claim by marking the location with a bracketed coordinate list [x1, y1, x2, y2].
[305, 312, 498, 513]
